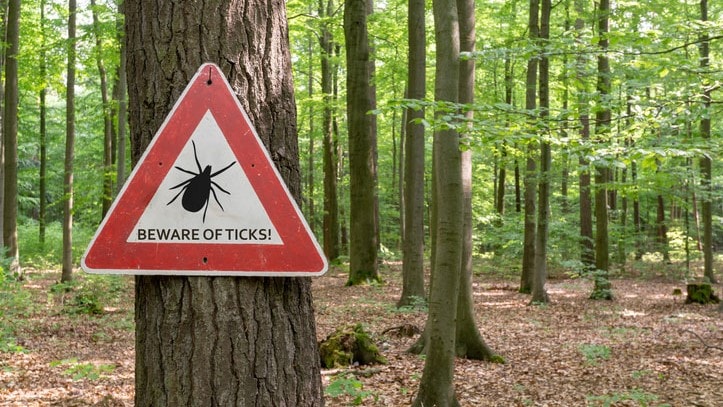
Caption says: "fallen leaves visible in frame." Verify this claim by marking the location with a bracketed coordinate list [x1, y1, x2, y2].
[1, 267, 721, 406]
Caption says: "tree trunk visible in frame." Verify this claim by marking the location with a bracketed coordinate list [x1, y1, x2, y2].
[320, 0, 340, 262]
[398, 0, 426, 307]
[90, 0, 115, 217]
[412, 0, 462, 404]
[575, 0, 594, 270]
[125, 1, 323, 405]
[62, 0, 77, 283]
[520, 0, 539, 295]
[591, 0, 613, 300]
[39, 0, 48, 247]
[699, 0, 716, 283]
[2, 0, 19, 275]
[345, 0, 380, 285]
[532, 0, 550, 304]
[115, 0, 128, 190]
[455, 0, 498, 358]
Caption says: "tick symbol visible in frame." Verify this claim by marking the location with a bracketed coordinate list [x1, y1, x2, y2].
[167, 140, 236, 222]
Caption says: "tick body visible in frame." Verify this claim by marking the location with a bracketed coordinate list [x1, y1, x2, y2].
[167, 140, 236, 222]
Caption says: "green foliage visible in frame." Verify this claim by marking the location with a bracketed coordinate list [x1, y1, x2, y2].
[49, 358, 115, 381]
[586, 388, 667, 407]
[0, 325, 26, 354]
[324, 374, 378, 406]
[578, 343, 612, 366]
[19, 220, 96, 268]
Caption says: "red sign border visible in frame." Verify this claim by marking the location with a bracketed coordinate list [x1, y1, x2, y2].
[81, 63, 328, 276]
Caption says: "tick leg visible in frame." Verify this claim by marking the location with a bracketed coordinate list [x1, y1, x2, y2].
[167, 185, 188, 206]
[210, 180, 231, 195]
[202, 199, 209, 223]
[211, 161, 236, 177]
[210, 187, 225, 212]
[173, 166, 198, 177]
[169, 177, 193, 190]
[191, 140, 203, 173]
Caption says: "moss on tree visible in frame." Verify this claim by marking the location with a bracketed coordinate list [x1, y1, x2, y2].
[319, 324, 388, 368]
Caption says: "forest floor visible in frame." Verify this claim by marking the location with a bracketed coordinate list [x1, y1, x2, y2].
[0, 262, 721, 406]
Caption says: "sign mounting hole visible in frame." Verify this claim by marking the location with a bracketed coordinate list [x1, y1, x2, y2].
[202, 257, 208, 264]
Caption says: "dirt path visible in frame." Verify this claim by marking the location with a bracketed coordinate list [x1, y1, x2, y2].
[1, 267, 721, 406]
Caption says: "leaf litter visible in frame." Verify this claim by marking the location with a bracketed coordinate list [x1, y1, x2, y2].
[0, 266, 720, 406]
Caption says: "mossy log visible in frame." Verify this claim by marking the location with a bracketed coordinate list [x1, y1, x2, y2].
[685, 283, 720, 305]
[319, 324, 388, 368]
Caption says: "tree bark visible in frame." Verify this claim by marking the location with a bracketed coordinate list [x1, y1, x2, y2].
[412, 0, 461, 404]
[2, 0, 19, 275]
[90, 0, 115, 217]
[61, 0, 77, 283]
[125, 1, 323, 405]
[398, 0, 426, 307]
[115, 0, 128, 190]
[531, 0, 550, 304]
[591, 0, 613, 300]
[345, 0, 380, 285]
[520, 0, 539, 294]
[699, 0, 716, 283]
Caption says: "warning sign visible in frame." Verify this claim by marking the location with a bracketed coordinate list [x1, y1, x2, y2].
[81, 63, 327, 276]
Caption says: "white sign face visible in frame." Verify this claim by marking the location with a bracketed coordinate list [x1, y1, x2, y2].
[128, 110, 282, 245]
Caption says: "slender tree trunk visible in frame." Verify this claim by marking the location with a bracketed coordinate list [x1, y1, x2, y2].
[520, 0, 539, 294]
[0, 0, 7, 251]
[126, 1, 323, 405]
[115, 0, 128, 190]
[531, 0, 550, 304]
[90, 0, 115, 217]
[575, 0, 594, 270]
[39, 0, 48, 246]
[398, 0, 426, 307]
[2, 0, 19, 275]
[320, 0, 339, 262]
[699, 0, 716, 283]
[345, 0, 380, 285]
[62, 0, 77, 283]
[305, 30, 316, 232]
[412, 1, 462, 404]
[591, 0, 613, 300]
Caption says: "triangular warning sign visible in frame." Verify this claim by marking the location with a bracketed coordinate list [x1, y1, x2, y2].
[81, 63, 327, 276]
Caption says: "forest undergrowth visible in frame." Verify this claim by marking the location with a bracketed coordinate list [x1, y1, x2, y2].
[0, 261, 721, 406]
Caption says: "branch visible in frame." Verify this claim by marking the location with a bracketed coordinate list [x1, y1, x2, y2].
[682, 329, 723, 352]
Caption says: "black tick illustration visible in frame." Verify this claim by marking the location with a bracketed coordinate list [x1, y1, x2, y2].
[167, 140, 236, 222]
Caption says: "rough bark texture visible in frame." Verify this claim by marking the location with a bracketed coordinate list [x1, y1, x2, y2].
[398, 0, 426, 307]
[412, 0, 461, 405]
[345, 0, 380, 285]
[125, 1, 323, 405]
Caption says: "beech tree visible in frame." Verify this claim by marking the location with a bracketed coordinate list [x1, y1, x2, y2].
[61, 0, 77, 283]
[125, 0, 323, 404]
[345, 0, 380, 285]
[3, 0, 20, 275]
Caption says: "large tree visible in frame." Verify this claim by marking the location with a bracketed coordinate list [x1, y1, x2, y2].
[125, 0, 323, 404]
[412, 0, 462, 404]
[345, 0, 380, 285]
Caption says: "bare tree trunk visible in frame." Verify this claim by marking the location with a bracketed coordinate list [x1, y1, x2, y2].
[61, 0, 77, 283]
[520, 0, 539, 294]
[90, 0, 114, 217]
[39, 0, 48, 247]
[125, 1, 323, 405]
[345, 0, 380, 285]
[532, 0, 550, 304]
[115, 0, 128, 190]
[412, 0, 462, 404]
[399, 0, 426, 307]
[699, 0, 716, 283]
[591, 0, 613, 300]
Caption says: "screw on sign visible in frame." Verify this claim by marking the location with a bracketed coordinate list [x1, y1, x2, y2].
[166, 140, 236, 222]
